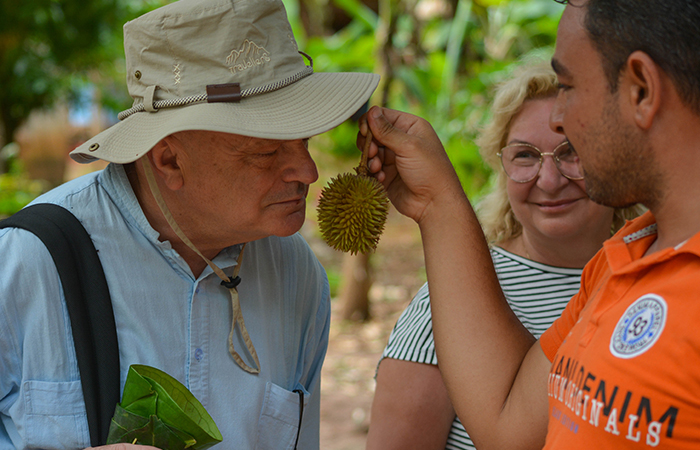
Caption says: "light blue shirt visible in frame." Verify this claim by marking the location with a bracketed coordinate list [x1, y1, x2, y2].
[0, 164, 330, 450]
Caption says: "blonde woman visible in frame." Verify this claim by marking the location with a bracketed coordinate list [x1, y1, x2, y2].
[366, 61, 643, 450]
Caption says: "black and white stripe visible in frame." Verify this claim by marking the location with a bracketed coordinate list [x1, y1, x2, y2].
[381, 246, 583, 449]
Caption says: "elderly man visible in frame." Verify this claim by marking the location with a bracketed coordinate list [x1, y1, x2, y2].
[359, 0, 700, 448]
[0, 0, 378, 449]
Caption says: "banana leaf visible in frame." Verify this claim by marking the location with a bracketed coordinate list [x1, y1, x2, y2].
[106, 365, 223, 450]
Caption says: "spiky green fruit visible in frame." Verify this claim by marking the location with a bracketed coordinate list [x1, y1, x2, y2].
[317, 172, 389, 254]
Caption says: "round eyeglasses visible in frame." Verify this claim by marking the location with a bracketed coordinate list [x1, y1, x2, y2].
[497, 141, 584, 183]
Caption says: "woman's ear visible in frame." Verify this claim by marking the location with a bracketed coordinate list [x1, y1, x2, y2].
[149, 136, 184, 191]
[624, 50, 662, 130]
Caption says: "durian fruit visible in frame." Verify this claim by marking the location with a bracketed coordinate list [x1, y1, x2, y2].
[317, 130, 389, 254]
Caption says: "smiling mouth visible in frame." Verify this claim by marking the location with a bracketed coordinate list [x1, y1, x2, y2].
[536, 198, 583, 208]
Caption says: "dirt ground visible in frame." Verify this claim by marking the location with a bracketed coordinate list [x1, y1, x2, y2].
[300, 201, 427, 450]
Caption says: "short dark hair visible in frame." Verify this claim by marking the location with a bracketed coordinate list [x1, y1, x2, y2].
[555, 0, 700, 115]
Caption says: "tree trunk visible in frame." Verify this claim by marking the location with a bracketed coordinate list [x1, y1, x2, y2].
[339, 251, 372, 321]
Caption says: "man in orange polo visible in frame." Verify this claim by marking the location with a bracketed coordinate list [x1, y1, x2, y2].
[356, 0, 700, 448]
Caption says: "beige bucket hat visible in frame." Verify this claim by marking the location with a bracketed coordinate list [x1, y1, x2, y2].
[70, 0, 380, 164]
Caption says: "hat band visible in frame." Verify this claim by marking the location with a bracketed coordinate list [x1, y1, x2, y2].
[118, 56, 314, 121]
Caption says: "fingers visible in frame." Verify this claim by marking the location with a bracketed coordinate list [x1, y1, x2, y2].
[362, 107, 446, 166]
[367, 107, 435, 145]
[368, 147, 384, 173]
[357, 114, 383, 161]
[365, 107, 408, 151]
[368, 148, 386, 183]
[357, 112, 389, 182]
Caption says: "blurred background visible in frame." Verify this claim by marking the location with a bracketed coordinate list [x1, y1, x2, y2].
[0, 0, 561, 447]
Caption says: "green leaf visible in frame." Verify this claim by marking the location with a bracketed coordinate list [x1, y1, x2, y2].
[107, 405, 193, 450]
[108, 365, 222, 450]
[120, 366, 158, 417]
[134, 365, 222, 448]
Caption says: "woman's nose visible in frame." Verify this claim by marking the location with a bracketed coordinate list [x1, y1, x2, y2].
[536, 155, 568, 192]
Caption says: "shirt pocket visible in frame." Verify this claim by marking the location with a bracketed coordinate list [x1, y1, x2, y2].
[22, 379, 90, 450]
[254, 382, 308, 450]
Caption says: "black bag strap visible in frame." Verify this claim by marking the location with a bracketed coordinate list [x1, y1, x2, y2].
[0, 203, 120, 446]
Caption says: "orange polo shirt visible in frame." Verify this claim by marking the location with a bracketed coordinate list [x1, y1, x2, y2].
[540, 211, 700, 448]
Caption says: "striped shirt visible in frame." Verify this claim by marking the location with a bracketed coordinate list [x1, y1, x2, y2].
[381, 246, 583, 449]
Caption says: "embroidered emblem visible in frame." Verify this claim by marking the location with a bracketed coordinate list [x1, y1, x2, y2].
[610, 294, 667, 359]
[173, 63, 181, 84]
[226, 40, 271, 74]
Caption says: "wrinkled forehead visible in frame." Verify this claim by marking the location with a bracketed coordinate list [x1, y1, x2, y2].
[168, 129, 303, 153]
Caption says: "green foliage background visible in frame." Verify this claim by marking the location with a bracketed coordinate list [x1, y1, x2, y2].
[284, 0, 562, 199]
[0, 0, 563, 214]
[0, 159, 46, 217]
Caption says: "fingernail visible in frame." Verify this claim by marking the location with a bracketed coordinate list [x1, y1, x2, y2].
[371, 108, 382, 119]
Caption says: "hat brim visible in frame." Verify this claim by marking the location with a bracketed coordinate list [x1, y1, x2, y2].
[71, 72, 380, 164]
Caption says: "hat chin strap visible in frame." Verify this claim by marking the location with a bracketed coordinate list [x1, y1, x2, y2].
[142, 156, 261, 374]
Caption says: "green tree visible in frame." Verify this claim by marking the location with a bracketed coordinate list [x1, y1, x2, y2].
[289, 0, 561, 194]
[0, 0, 163, 151]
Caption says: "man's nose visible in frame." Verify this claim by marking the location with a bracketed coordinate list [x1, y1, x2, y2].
[549, 93, 565, 135]
[281, 140, 319, 185]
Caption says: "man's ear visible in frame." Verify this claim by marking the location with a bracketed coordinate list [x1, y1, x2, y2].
[624, 51, 662, 130]
[149, 136, 184, 190]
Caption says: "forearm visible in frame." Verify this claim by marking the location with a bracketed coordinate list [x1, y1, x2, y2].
[418, 190, 545, 449]
[360, 107, 550, 447]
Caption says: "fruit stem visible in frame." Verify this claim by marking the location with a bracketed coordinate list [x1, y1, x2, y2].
[357, 129, 373, 176]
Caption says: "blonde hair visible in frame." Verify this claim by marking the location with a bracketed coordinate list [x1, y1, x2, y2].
[475, 60, 644, 244]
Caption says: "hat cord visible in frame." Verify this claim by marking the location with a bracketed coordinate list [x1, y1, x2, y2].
[118, 64, 314, 121]
[141, 156, 261, 374]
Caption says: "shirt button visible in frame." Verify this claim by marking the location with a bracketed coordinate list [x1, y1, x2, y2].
[194, 348, 204, 361]
[195, 287, 201, 294]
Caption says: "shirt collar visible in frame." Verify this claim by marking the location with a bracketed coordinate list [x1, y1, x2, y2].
[99, 163, 161, 243]
[604, 210, 700, 274]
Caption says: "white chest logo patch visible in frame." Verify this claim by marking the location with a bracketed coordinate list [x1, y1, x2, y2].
[610, 294, 667, 359]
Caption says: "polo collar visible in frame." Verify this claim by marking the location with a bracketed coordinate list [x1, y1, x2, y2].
[604, 211, 700, 274]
